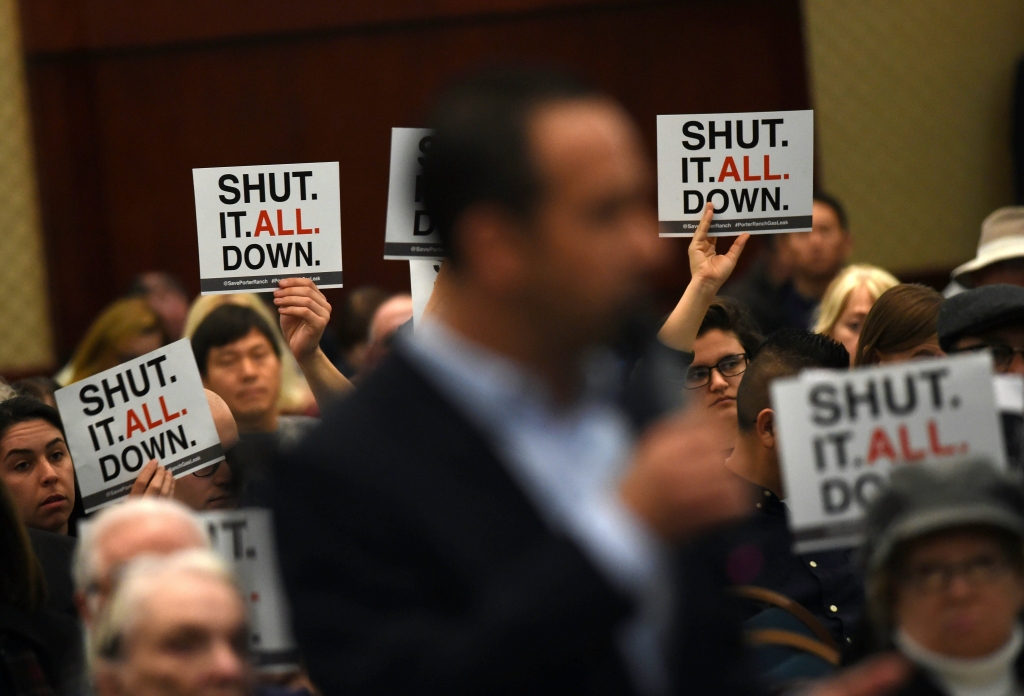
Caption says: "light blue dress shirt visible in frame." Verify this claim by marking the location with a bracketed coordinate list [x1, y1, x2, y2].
[401, 319, 674, 695]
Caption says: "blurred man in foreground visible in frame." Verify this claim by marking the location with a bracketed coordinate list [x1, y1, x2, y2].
[273, 69, 906, 695]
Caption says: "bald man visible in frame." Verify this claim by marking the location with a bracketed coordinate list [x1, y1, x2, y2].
[172, 390, 239, 511]
[360, 294, 414, 376]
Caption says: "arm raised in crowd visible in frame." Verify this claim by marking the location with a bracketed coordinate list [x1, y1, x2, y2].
[658, 202, 749, 352]
[274, 278, 353, 406]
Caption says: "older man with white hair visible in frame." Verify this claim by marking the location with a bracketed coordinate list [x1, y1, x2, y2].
[73, 497, 209, 626]
[90, 549, 252, 696]
[75, 498, 317, 696]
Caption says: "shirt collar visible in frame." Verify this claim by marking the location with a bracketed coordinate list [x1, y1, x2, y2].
[733, 474, 785, 515]
[400, 318, 622, 422]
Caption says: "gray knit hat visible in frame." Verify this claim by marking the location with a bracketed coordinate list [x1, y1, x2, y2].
[937, 284, 1024, 352]
[862, 459, 1024, 575]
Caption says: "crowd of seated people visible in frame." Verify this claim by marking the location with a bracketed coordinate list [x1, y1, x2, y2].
[8, 68, 1024, 696]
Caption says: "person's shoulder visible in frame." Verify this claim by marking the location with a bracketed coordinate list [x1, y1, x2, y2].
[330, 349, 433, 414]
[26, 529, 78, 617]
[287, 350, 459, 462]
[27, 528, 76, 556]
[275, 415, 319, 448]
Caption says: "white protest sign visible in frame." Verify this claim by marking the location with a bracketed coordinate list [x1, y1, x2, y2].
[657, 110, 813, 236]
[773, 352, 1005, 553]
[384, 128, 445, 259]
[201, 508, 298, 671]
[193, 162, 343, 294]
[55, 339, 223, 513]
[995, 373, 1024, 413]
[410, 259, 442, 327]
[995, 373, 1024, 475]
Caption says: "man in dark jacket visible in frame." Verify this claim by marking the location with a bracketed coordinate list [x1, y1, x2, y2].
[272, 69, 907, 696]
[691, 330, 865, 689]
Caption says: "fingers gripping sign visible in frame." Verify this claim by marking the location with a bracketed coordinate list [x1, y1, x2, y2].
[273, 278, 332, 363]
[656, 203, 749, 352]
[688, 202, 749, 291]
[128, 459, 176, 499]
[273, 277, 354, 403]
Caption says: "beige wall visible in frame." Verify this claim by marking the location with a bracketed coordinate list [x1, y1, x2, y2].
[0, 0, 52, 372]
[803, 0, 1024, 274]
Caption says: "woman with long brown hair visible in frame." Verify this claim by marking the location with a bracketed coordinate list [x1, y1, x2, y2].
[853, 284, 945, 366]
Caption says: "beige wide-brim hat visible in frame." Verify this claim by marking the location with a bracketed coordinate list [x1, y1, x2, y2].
[953, 206, 1024, 287]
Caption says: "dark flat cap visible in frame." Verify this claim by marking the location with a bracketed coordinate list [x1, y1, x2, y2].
[937, 284, 1024, 351]
[862, 459, 1024, 574]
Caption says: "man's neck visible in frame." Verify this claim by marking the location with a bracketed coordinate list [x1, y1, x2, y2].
[433, 286, 585, 405]
[726, 436, 783, 498]
[237, 409, 279, 434]
[791, 273, 831, 302]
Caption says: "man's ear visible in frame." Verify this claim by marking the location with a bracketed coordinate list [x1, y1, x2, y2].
[755, 408, 775, 450]
[454, 204, 529, 294]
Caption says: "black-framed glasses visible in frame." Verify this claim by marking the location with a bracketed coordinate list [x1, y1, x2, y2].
[685, 353, 748, 390]
[899, 553, 1011, 594]
[952, 342, 1024, 371]
[192, 460, 222, 478]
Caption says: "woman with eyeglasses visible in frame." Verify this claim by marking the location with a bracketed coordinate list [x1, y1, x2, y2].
[859, 459, 1024, 695]
[659, 204, 763, 451]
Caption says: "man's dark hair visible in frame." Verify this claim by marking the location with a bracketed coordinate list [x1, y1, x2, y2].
[11, 377, 60, 405]
[813, 191, 848, 231]
[422, 68, 600, 266]
[191, 304, 281, 377]
[696, 297, 764, 357]
[0, 396, 65, 443]
[736, 329, 848, 431]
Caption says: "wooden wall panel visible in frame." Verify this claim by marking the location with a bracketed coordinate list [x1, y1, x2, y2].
[20, 0, 808, 359]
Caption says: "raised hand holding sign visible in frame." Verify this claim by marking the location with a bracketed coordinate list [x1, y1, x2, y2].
[273, 277, 352, 404]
